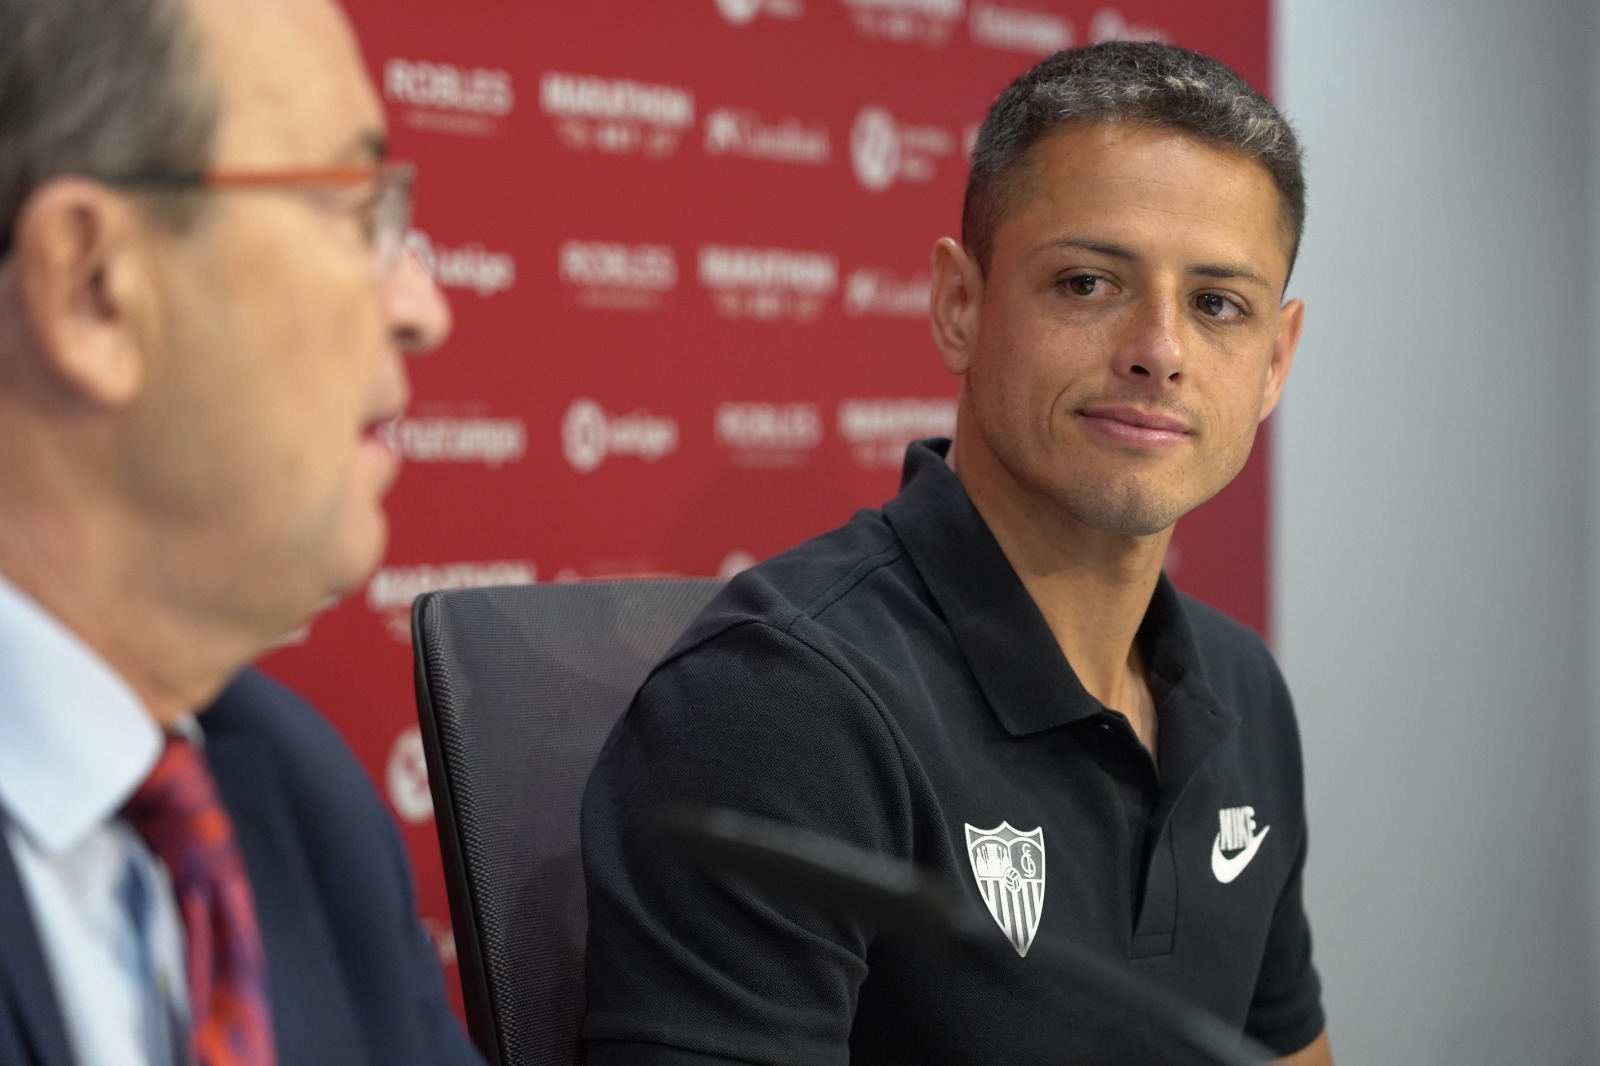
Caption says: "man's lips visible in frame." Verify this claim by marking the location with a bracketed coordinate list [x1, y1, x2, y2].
[1077, 405, 1193, 447]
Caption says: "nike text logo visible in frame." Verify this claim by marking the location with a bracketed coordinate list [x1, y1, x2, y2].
[1211, 805, 1270, 884]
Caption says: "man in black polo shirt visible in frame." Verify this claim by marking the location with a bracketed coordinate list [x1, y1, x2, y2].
[583, 41, 1331, 1065]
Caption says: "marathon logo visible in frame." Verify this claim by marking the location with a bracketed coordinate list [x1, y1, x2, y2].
[850, 106, 956, 192]
[838, 397, 957, 469]
[559, 241, 678, 310]
[382, 417, 527, 468]
[562, 398, 679, 474]
[968, 4, 1072, 53]
[541, 72, 695, 157]
[703, 108, 830, 166]
[698, 245, 838, 322]
[842, 268, 930, 318]
[842, 0, 964, 46]
[406, 231, 515, 297]
[385, 59, 514, 137]
[714, 402, 822, 467]
[1089, 7, 1170, 44]
[366, 559, 537, 642]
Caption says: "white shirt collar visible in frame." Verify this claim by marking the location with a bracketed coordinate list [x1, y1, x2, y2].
[0, 572, 163, 855]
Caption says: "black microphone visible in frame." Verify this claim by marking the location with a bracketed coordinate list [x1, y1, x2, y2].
[654, 805, 1274, 1066]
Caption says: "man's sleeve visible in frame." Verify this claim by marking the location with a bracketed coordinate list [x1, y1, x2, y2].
[1243, 663, 1326, 1057]
[581, 619, 910, 1066]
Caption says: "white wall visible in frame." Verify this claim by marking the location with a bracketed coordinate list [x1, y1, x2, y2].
[1273, 0, 1597, 1061]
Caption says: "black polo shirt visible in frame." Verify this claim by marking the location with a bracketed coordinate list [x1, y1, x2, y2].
[582, 439, 1324, 1064]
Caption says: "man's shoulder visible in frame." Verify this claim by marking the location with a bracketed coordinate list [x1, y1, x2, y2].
[198, 667, 393, 840]
[671, 506, 914, 662]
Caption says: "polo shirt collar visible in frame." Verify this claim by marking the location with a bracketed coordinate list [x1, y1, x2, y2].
[0, 571, 164, 854]
[882, 439, 1238, 744]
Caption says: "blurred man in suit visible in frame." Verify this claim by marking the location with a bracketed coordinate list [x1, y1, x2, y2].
[584, 42, 1331, 1065]
[0, 1, 482, 1063]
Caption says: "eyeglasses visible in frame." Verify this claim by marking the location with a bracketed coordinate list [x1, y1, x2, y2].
[0, 162, 415, 275]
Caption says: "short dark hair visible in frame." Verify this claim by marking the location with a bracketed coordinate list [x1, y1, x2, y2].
[962, 41, 1306, 280]
[0, 0, 218, 257]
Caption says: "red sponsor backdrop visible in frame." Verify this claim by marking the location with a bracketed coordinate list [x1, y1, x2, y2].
[260, 0, 1273, 1013]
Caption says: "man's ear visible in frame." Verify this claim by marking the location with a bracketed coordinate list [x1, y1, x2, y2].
[929, 237, 983, 376]
[1257, 297, 1303, 423]
[11, 178, 156, 408]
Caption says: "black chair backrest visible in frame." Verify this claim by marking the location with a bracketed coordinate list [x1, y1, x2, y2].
[412, 578, 723, 1066]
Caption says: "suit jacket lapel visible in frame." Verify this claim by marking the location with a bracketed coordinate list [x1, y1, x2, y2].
[203, 729, 371, 1066]
[0, 811, 78, 1066]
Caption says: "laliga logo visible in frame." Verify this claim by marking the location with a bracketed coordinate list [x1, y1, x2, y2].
[850, 107, 902, 192]
[406, 231, 515, 297]
[386, 727, 433, 825]
[562, 398, 680, 473]
[716, 0, 762, 22]
[715, 0, 804, 23]
[850, 107, 953, 191]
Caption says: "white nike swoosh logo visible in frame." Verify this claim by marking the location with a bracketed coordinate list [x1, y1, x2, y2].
[1211, 824, 1270, 884]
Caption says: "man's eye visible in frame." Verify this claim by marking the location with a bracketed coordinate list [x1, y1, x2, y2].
[1062, 274, 1105, 297]
[1197, 293, 1245, 320]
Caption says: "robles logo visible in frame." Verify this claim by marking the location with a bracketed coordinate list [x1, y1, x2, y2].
[560, 241, 678, 311]
[406, 231, 515, 297]
[714, 402, 822, 467]
[842, 0, 963, 45]
[968, 4, 1072, 53]
[838, 397, 957, 469]
[850, 106, 955, 192]
[384, 59, 513, 137]
[843, 268, 930, 318]
[698, 245, 838, 322]
[715, 0, 804, 22]
[704, 108, 830, 166]
[366, 559, 537, 642]
[541, 71, 695, 157]
[562, 399, 679, 474]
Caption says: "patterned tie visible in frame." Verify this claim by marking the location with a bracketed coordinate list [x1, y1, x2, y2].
[121, 736, 277, 1066]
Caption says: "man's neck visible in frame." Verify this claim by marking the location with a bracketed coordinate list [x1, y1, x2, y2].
[950, 442, 1171, 728]
[0, 514, 244, 727]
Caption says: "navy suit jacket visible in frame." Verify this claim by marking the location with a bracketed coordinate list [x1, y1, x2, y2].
[0, 668, 485, 1066]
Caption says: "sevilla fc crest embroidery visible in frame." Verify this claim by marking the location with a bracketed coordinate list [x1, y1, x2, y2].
[965, 822, 1045, 957]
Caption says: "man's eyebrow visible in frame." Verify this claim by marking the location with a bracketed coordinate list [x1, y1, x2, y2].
[334, 130, 389, 163]
[1035, 235, 1273, 290]
[1035, 235, 1137, 260]
[1191, 261, 1272, 290]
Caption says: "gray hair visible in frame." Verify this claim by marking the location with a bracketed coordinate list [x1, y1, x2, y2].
[963, 41, 1305, 279]
[0, 0, 218, 255]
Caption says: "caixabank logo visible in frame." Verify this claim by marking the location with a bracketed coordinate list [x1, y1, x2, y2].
[541, 71, 695, 158]
[838, 396, 957, 469]
[715, 0, 803, 23]
[406, 231, 515, 298]
[698, 244, 838, 322]
[842, 267, 930, 318]
[562, 399, 680, 474]
[968, 3, 1072, 53]
[714, 402, 823, 468]
[384, 58, 514, 137]
[841, 0, 963, 46]
[365, 560, 537, 642]
[850, 106, 956, 192]
[559, 240, 679, 311]
[703, 107, 830, 167]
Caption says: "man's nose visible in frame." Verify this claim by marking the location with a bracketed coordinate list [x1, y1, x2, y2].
[1114, 298, 1184, 387]
[383, 247, 453, 354]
